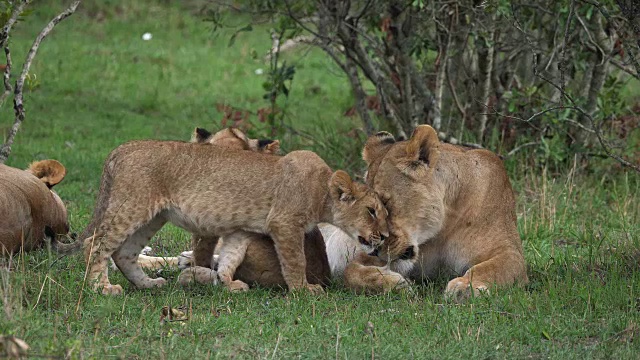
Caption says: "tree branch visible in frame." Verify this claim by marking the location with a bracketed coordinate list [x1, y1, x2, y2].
[0, 1, 32, 49]
[0, 1, 81, 163]
[0, 48, 13, 107]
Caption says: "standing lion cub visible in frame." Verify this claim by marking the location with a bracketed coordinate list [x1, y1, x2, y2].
[82, 136, 389, 295]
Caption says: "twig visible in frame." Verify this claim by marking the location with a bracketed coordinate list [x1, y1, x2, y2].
[0, 1, 80, 163]
[609, 57, 639, 77]
[506, 141, 540, 157]
[271, 333, 281, 360]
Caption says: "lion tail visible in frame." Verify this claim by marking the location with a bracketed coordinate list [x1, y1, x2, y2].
[50, 149, 119, 254]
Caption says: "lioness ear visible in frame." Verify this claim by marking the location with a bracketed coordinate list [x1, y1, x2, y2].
[405, 125, 440, 169]
[28, 160, 66, 188]
[192, 127, 212, 143]
[259, 139, 280, 154]
[363, 131, 396, 166]
[329, 170, 357, 202]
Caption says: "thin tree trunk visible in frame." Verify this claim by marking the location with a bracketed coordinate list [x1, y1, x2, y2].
[474, 19, 496, 143]
[577, 11, 612, 146]
[433, 18, 452, 131]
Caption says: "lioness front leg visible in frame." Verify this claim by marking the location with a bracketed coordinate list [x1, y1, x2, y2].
[445, 250, 528, 302]
[268, 223, 322, 294]
[344, 252, 410, 294]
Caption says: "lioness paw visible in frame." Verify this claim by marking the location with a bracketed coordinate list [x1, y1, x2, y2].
[383, 273, 412, 293]
[177, 251, 194, 270]
[444, 277, 489, 303]
[101, 284, 123, 296]
[227, 280, 250, 292]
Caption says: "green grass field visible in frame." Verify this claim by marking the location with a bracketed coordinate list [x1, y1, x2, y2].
[1, 1, 639, 358]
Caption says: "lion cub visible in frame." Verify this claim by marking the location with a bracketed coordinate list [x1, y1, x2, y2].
[83, 134, 389, 295]
[181, 126, 283, 291]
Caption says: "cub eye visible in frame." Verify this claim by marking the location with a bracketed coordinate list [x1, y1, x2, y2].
[367, 207, 376, 218]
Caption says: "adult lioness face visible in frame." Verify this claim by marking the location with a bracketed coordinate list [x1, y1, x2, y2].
[362, 125, 445, 263]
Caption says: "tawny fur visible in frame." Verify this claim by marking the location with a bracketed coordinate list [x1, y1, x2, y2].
[0, 160, 69, 254]
[80, 139, 388, 295]
[337, 125, 528, 301]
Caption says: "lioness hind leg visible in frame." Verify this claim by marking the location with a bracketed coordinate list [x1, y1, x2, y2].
[445, 250, 528, 302]
[112, 216, 167, 289]
[268, 223, 323, 294]
[217, 232, 252, 292]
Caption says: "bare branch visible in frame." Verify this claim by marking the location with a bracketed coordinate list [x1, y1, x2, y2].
[0, 1, 81, 163]
[506, 141, 540, 157]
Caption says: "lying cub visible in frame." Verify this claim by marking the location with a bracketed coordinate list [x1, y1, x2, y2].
[81, 133, 389, 295]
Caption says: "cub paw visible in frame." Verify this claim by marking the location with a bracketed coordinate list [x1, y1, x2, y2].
[138, 277, 167, 289]
[444, 277, 489, 303]
[178, 251, 194, 270]
[227, 280, 250, 292]
[305, 283, 325, 295]
[101, 284, 123, 296]
[178, 267, 218, 286]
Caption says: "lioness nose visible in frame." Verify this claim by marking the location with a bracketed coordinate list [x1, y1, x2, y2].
[358, 236, 369, 245]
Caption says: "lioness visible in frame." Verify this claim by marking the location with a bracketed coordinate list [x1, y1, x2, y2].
[191, 127, 281, 154]
[0, 160, 69, 254]
[81, 139, 389, 295]
[332, 125, 528, 300]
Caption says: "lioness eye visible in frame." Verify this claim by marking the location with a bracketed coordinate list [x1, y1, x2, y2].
[367, 207, 376, 218]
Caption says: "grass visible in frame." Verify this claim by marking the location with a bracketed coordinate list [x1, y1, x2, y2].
[1, 1, 639, 358]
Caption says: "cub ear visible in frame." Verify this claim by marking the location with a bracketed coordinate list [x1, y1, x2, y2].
[229, 128, 249, 142]
[192, 127, 212, 143]
[363, 131, 396, 165]
[329, 170, 357, 202]
[405, 125, 440, 169]
[28, 160, 66, 188]
[259, 139, 280, 154]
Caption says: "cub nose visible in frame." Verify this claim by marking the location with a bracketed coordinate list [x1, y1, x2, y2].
[358, 236, 368, 246]
[399, 246, 416, 260]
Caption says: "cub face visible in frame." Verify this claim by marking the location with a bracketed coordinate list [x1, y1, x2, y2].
[328, 170, 390, 255]
[361, 126, 443, 263]
[192, 127, 280, 154]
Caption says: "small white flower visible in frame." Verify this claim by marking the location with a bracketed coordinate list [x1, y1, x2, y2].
[254, 68, 264, 75]
[142, 32, 153, 41]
